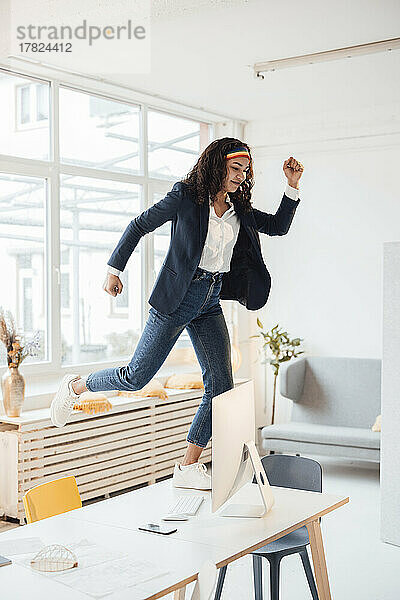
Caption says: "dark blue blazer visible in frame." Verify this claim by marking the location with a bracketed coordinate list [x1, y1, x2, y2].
[107, 181, 300, 314]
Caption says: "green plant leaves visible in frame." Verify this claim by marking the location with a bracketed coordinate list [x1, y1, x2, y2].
[253, 319, 304, 374]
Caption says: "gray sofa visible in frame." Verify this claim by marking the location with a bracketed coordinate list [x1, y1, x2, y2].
[261, 357, 381, 462]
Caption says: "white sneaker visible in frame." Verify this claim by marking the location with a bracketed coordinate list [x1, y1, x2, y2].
[172, 462, 211, 490]
[50, 374, 81, 427]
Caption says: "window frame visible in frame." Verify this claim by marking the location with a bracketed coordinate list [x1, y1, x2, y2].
[0, 68, 223, 381]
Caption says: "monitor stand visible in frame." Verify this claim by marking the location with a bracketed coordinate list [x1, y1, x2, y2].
[219, 440, 275, 518]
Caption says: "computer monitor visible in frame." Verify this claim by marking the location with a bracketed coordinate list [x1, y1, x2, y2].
[212, 380, 275, 518]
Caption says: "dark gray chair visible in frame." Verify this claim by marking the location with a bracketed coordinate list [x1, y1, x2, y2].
[214, 454, 321, 600]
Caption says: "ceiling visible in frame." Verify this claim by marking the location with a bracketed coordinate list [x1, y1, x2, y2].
[118, 0, 400, 120]
[4, 0, 400, 122]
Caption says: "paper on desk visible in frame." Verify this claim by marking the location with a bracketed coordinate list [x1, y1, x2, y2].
[54, 557, 169, 598]
[15, 539, 169, 598]
[14, 538, 122, 571]
[0, 537, 44, 556]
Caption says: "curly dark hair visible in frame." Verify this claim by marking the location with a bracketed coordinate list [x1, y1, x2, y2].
[182, 137, 254, 213]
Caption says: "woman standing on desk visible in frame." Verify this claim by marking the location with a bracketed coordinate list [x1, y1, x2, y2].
[51, 138, 304, 490]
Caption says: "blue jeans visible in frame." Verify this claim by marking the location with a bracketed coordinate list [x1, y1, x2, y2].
[86, 267, 234, 448]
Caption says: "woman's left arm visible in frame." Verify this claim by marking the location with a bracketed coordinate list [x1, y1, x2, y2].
[253, 156, 304, 236]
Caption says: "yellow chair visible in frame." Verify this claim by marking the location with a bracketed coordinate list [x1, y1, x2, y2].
[23, 475, 82, 523]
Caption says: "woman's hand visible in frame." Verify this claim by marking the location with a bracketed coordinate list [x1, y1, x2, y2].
[103, 273, 123, 297]
[283, 157, 304, 189]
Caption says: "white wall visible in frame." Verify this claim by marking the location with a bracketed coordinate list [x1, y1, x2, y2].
[245, 99, 400, 425]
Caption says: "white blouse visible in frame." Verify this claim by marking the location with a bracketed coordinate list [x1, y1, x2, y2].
[198, 195, 240, 273]
[107, 184, 299, 276]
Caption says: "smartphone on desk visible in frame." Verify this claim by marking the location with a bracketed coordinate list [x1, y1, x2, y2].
[138, 523, 177, 535]
[0, 555, 12, 567]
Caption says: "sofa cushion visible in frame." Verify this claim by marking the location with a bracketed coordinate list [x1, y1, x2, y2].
[261, 422, 380, 450]
[372, 414, 381, 432]
[164, 372, 204, 389]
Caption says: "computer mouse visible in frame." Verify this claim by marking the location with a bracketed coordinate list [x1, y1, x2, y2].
[162, 514, 189, 521]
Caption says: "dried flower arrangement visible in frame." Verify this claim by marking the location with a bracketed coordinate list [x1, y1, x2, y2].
[0, 307, 41, 368]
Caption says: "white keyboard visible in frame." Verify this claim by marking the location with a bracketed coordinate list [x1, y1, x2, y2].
[168, 495, 205, 516]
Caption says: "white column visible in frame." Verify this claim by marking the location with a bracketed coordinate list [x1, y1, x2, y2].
[381, 241, 400, 546]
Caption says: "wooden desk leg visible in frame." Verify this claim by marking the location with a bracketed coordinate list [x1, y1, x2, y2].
[306, 519, 332, 600]
[174, 586, 186, 599]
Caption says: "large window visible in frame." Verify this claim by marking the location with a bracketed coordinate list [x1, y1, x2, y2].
[148, 110, 208, 179]
[0, 69, 213, 376]
[0, 174, 47, 365]
[16, 83, 49, 127]
[59, 88, 141, 173]
[59, 176, 142, 365]
[0, 73, 50, 159]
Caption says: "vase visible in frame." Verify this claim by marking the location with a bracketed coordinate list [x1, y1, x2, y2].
[1, 365, 25, 417]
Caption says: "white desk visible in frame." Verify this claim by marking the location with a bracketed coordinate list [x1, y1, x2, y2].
[0, 516, 228, 600]
[0, 479, 349, 600]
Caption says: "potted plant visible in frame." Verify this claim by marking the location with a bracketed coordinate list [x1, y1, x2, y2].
[253, 320, 304, 424]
